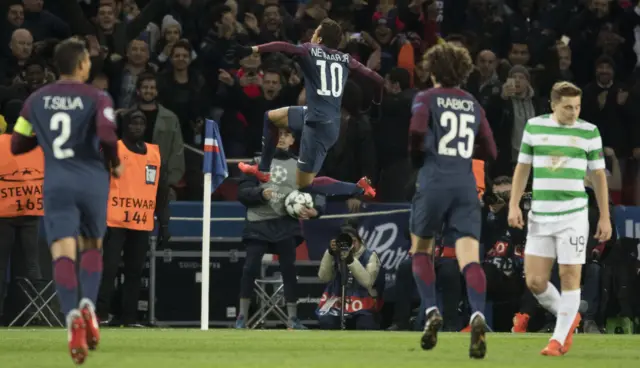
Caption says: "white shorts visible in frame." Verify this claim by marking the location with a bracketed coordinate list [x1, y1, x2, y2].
[524, 210, 589, 265]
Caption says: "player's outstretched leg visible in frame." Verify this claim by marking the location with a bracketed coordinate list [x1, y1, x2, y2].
[239, 108, 290, 182]
[410, 234, 442, 350]
[301, 176, 376, 199]
[541, 264, 582, 356]
[456, 236, 487, 359]
[78, 238, 103, 351]
[51, 237, 88, 364]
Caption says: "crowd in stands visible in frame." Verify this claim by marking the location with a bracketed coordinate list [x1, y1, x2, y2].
[3, 0, 640, 204]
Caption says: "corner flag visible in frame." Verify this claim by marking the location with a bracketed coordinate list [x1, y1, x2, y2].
[203, 119, 228, 192]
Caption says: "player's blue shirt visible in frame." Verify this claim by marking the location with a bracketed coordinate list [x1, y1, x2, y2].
[297, 43, 351, 122]
[256, 42, 383, 123]
[409, 87, 497, 191]
[18, 81, 116, 189]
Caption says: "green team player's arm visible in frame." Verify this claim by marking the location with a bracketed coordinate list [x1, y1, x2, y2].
[587, 128, 610, 220]
[510, 125, 533, 209]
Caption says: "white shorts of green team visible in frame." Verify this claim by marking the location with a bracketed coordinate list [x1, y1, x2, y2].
[524, 209, 589, 265]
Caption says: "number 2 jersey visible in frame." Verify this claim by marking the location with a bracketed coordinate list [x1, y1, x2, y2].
[409, 87, 497, 191]
[16, 81, 119, 190]
[255, 42, 383, 122]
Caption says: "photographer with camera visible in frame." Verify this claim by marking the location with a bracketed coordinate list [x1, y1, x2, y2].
[481, 176, 558, 333]
[317, 220, 383, 330]
[581, 167, 618, 333]
[480, 176, 530, 331]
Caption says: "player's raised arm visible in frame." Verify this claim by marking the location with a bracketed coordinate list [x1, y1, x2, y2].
[236, 42, 306, 58]
[94, 90, 120, 170]
[257, 42, 307, 55]
[348, 57, 384, 86]
[474, 107, 497, 161]
[408, 91, 429, 168]
[11, 96, 39, 155]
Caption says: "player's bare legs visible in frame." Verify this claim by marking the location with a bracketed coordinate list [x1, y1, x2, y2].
[267, 107, 290, 127]
[238, 107, 290, 182]
[51, 237, 88, 364]
[456, 236, 488, 359]
[410, 234, 443, 350]
[296, 169, 316, 188]
[77, 237, 103, 351]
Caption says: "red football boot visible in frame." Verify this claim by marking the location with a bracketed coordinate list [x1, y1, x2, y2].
[511, 312, 530, 333]
[357, 177, 376, 198]
[67, 309, 89, 365]
[540, 339, 565, 356]
[238, 162, 270, 183]
[80, 298, 100, 351]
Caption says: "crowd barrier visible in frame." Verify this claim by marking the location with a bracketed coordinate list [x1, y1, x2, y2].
[148, 202, 411, 326]
[25, 202, 640, 327]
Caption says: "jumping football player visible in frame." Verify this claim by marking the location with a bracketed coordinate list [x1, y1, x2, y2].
[235, 18, 383, 200]
[11, 37, 121, 365]
[409, 43, 497, 359]
[508, 81, 611, 356]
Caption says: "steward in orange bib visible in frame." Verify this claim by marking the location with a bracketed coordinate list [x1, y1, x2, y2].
[473, 159, 486, 200]
[0, 109, 44, 319]
[97, 111, 170, 326]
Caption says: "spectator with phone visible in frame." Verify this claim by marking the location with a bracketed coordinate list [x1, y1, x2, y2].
[493, 66, 545, 176]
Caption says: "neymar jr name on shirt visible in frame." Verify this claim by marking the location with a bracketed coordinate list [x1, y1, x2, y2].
[310, 46, 349, 62]
[436, 97, 475, 112]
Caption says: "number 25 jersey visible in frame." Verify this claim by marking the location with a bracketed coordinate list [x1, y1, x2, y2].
[409, 87, 497, 190]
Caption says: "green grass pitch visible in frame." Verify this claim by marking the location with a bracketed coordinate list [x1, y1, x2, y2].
[0, 329, 638, 367]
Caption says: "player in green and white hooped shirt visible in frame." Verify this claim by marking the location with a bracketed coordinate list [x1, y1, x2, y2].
[507, 82, 612, 356]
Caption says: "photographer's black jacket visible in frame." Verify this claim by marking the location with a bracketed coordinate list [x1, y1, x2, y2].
[586, 186, 617, 258]
[481, 207, 526, 276]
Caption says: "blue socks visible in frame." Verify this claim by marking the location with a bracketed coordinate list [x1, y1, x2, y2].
[412, 253, 437, 310]
[53, 257, 78, 316]
[300, 177, 363, 199]
[79, 249, 103, 304]
[258, 112, 278, 172]
[462, 262, 487, 315]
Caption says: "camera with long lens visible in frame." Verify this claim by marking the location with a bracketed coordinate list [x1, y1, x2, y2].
[335, 232, 353, 259]
[484, 190, 532, 213]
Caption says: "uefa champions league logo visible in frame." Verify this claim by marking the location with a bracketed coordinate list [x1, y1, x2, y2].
[270, 164, 288, 184]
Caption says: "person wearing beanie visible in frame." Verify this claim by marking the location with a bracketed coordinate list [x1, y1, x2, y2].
[156, 14, 197, 66]
[96, 110, 170, 327]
